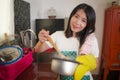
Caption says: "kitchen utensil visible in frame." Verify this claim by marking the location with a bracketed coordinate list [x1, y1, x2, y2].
[46, 36, 67, 59]
[46, 36, 80, 75]
[51, 57, 80, 76]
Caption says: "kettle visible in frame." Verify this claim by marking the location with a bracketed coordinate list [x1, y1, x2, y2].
[20, 29, 37, 48]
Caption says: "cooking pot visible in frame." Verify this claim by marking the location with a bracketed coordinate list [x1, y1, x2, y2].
[46, 36, 80, 75]
[51, 56, 80, 76]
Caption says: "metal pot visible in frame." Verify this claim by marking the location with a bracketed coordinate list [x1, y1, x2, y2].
[47, 36, 80, 75]
[51, 57, 80, 76]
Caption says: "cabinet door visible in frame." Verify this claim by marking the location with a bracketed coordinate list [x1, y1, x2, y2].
[111, 8, 120, 45]
[110, 47, 120, 64]
[102, 10, 112, 57]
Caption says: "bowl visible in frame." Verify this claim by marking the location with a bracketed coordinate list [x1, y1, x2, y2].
[0, 46, 23, 65]
[51, 57, 80, 76]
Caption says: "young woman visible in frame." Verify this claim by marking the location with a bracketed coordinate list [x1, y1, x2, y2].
[35, 3, 99, 80]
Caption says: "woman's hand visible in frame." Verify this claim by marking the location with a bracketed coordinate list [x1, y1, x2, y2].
[34, 29, 50, 53]
[38, 29, 50, 43]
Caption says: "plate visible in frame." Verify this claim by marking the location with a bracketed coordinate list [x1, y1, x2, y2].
[0, 46, 23, 65]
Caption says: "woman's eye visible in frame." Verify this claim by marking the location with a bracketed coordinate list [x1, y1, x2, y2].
[74, 15, 79, 18]
[82, 19, 87, 23]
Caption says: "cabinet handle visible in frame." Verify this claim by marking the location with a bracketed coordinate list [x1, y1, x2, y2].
[119, 27, 120, 32]
[118, 52, 120, 61]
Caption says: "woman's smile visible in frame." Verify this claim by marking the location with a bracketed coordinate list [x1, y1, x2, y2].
[72, 23, 83, 32]
[70, 9, 87, 33]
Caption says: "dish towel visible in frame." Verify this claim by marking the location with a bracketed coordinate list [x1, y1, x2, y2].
[74, 54, 97, 80]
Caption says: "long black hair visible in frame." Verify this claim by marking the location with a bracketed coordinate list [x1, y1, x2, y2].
[65, 3, 96, 47]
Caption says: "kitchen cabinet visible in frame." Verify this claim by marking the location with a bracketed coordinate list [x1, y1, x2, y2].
[36, 19, 64, 42]
[99, 6, 120, 80]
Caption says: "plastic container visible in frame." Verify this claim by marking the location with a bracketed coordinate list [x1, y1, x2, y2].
[0, 46, 23, 65]
[0, 48, 34, 80]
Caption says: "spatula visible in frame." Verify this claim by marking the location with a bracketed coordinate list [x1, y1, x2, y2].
[46, 36, 67, 59]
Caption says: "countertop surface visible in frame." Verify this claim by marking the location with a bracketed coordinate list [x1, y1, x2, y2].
[16, 52, 58, 80]
[16, 62, 58, 80]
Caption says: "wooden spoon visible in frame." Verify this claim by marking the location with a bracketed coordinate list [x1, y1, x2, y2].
[46, 36, 67, 59]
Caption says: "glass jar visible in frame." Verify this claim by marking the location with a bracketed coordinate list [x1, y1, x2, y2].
[47, 7, 56, 19]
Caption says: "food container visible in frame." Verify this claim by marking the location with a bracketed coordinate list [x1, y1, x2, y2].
[0, 47, 34, 80]
[51, 57, 80, 76]
[0, 46, 23, 65]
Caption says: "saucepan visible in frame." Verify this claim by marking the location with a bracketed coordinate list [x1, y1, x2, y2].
[47, 36, 80, 76]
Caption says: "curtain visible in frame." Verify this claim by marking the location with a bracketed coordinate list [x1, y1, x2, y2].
[0, 0, 14, 43]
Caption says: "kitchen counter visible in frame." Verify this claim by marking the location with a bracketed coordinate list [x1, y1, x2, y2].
[16, 62, 58, 80]
[16, 52, 58, 80]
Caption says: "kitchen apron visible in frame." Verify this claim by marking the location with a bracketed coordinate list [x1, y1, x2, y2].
[60, 51, 90, 80]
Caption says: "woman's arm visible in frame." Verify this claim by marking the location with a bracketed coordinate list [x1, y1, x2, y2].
[78, 33, 99, 67]
[34, 41, 42, 52]
[79, 33, 99, 57]
[34, 29, 50, 53]
[34, 41, 50, 53]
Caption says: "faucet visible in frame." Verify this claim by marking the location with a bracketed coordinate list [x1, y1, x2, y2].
[20, 29, 37, 48]
[24, 29, 37, 39]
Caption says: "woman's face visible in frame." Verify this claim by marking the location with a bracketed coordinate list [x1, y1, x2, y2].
[70, 9, 87, 35]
